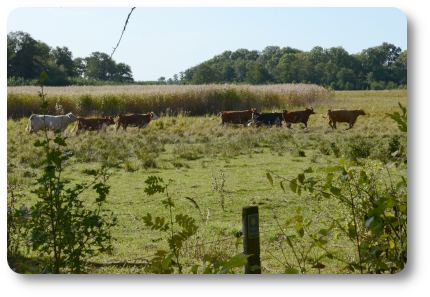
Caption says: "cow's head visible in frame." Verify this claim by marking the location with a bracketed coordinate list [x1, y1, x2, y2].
[251, 108, 257, 113]
[357, 108, 366, 116]
[105, 116, 115, 125]
[67, 113, 79, 121]
[307, 107, 316, 114]
[150, 112, 159, 120]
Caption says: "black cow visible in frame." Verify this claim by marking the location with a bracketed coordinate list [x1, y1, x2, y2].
[248, 111, 285, 127]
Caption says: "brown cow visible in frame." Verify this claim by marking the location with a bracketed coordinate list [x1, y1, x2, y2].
[71, 116, 115, 135]
[282, 107, 316, 129]
[115, 112, 159, 132]
[211, 108, 257, 125]
[324, 109, 366, 130]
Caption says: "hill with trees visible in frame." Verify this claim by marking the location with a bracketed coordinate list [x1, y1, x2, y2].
[7, 31, 406, 90]
[7, 31, 135, 86]
[181, 44, 407, 90]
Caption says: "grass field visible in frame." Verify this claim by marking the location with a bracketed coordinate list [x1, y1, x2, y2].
[7, 89, 407, 274]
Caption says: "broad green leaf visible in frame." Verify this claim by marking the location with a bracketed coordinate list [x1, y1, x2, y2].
[161, 252, 175, 270]
[330, 187, 341, 196]
[322, 192, 330, 198]
[34, 140, 47, 147]
[249, 265, 261, 272]
[284, 268, 299, 274]
[304, 167, 313, 173]
[348, 224, 357, 239]
[295, 222, 304, 238]
[280, 181, 285, 192]
[191, 265, 199, 274]
[40, 71, 48, 79]
[290, 180, 297, 193]
[266, 172, 273, 186]
[298, 173, 305, 184]
[296, 206, 302, 214]
[311, 263, 325, 269]
[399, 205, 407, 213]
[203, 254, 211, 263]
[40, 101, 49, 110]
[235, 236, 243, 248]
[220, 253, 252, 272]
[285, 217, 295, 227]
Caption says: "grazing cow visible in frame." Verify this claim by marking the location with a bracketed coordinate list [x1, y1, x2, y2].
[71, 116, 116, 135]
[248, 112, 284, 127]
[323, 108, 366, 130]
[25, 112, 79, 134]
[282, 107, 316, 129]
[115, 112, 159, 131]
[211, 108, 257, 125]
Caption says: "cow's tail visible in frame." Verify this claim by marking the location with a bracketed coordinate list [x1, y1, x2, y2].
[321, 110, 330, 119]
[25, 114, 35, 132]
[209, 112, 222, 121]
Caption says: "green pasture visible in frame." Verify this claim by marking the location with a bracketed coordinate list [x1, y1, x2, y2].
[7, 90, 407, 274]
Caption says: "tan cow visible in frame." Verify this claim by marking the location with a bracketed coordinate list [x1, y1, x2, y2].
[211, 108, 257, 125]
[324, 109, 366, 130]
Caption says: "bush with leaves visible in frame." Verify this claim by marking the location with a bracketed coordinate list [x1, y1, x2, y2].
[265, 203, 337, 274]
[266, 103, 407, 274]
[142, 175, 252, 274]
[9, 72, 117, 274]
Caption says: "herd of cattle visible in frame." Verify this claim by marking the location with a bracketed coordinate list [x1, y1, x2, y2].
[24, 107, 366, 135]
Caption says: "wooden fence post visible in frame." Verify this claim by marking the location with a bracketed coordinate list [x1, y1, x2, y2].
[242, 206, 261, 274]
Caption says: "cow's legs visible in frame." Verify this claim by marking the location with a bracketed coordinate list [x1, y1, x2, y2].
[302, 122, 308, 130]
[346, 120, 355, 130]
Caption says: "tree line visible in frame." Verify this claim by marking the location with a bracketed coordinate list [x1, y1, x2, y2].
[181, 44, 406, 90]
[8, 31, 406, 90]
[7, 31, 137, 86]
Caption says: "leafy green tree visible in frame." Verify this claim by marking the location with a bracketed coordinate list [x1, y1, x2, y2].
[191, 63, 222, 84]
[183, 67, 196, 82]
[221, 63, 236, 82]
[51, 46, 76, 77]
[233, 59, 248, 82]
[336, 68, 357, 89]
[393, 50, 407, 85]
[84, 52, 133, 82]
[246, 62, 270, 84]
[84, 52, 111, 81]
[73, 58, 86, 77]
[173, 74, 179, 84]
[7, 31, 42, 79]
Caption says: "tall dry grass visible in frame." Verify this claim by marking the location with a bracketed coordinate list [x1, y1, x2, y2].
[7, 84, 332, 118]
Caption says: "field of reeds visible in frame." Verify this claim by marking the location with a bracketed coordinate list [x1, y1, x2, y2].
[7, 84, 332, 118]
[7, 87, 407, 274]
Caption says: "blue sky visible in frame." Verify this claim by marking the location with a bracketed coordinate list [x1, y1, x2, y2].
[7, 7, 406, 81]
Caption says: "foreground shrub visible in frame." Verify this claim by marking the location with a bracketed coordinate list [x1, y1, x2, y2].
[8, 73, 117, 274]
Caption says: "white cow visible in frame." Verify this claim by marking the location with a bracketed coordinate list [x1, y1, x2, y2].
[25, 113, 79, 134]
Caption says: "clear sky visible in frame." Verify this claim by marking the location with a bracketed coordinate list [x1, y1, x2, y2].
[7, 7, 407, 81]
